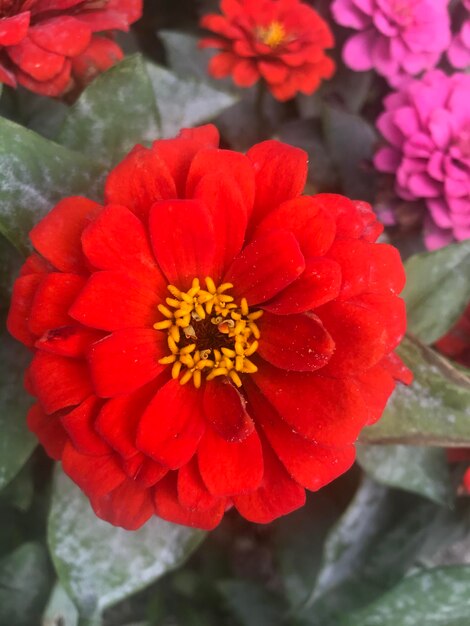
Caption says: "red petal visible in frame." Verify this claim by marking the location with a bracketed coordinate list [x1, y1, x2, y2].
[88, 328, 167, 397]
[232, 59, 259, 87]
[0, 12, 30, 46]
[262, 257, 342, 315]
[7, 35, 65, 81]
[27, 404, 67, 460]
[381, 352, 413, 385]
[7, 273, 43, 347]
[326, 239, 371, 301]
[313, 194, 366, 240]
[15, 58, 72, 96]
[30, 197, 101, 273]
[246, 383, 355, 491]
[354, 361, 396, 426]
[253, 362, 367, 445]
[61, 395, 109, 456]
[154, 472, 225, 530]
[104, 145, 176, 220]
[136, 458, 168, 488]
[35, 325, 103, 358]
[234, 442, 305, 524]
[74, 10, 129, 32]
[368, 243, 406, 295]
[255, 196, 337, 258]
[198, 427, 263, 496]
[258, 60, 288, 85]
[247, 140, 307, 226]
[28, 273, 85, 336]
[70, 270, 165, 332]
[120, 452, 147, 479]
[153, 125, 220, 196]
[191, 177, 247, 277]
[72, 36, 123, 86]
[29, 16, 91, 56]
[318, 294, 406, 376]
[90, 479, 154, 530]
[136, 379, 206, 470]
[106, 0, 143, 24]
[224, 230, 305, 305]
[203, 380, 254, 442]
[95, 379, 160, 458]
[62, 442, 126, 498]
[33, 0, 83, 11]
[186, 148, 255, 216]
[149, 199, 217, 289]
[81, 204, 159, 276]
[187, 148, 254, 271]
[19, 254, 51, 277]
[29, 352, 93, 414]
[258, 311, 334, 371]
[352, 199, 384, 242]
[177, 457, 223, 512]
[208, 52, 237, 78]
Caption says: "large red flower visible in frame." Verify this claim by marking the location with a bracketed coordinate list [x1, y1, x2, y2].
[8, 125, 411, 531]
[199, 0, 335, 101]
[0, 0, 142, 96]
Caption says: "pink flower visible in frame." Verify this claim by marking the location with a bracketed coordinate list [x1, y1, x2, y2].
[374, 70, 470, 250]
[331, 0, 451, 87]
[448, 1, 470, 69]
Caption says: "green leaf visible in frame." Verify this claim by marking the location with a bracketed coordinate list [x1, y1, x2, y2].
[58, 55, 160, 167]
[0, 234, 23, 308]
[0, 116, 104, 252]
[0, 330, 36, 491]
[0, 542, 52, 626]
[402, 240, 470, 344]
[323, 106, 377, 202]
[43, 582, 79, 626]
[0, 460, 33, 512]
[159, 31, 218, 83]
[299, 480, 470, 626]
[356, 445, 452, 506]
[360, 336, 470, 446]
[279, 119, 337, 193]
[218, 580, 288, 626]
[342, 566, 470, 626]
[48, 468, 205, 620]
[273, 492, 342, 609]
[145, 61, 237, 139]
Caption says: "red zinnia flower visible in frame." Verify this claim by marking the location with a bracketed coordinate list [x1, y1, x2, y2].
[0, 0, 142, 96]
[199, 0, 335, 101]
[8, 125, 411, 531]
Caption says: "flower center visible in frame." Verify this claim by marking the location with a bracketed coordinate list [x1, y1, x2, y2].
[154, 277, 262, 389]
[256, 21, 287, 48]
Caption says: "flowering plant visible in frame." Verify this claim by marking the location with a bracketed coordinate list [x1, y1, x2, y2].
[0, 0, 470, 624]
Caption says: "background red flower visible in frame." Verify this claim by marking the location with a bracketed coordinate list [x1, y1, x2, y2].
[0, 0, 142, 96]
[199, 0, 335, 101]
[7, 125, 410, 531]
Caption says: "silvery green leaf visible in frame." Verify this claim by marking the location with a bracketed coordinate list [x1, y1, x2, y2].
[58, 55, 160, 167]
[48, 468, 205, 620]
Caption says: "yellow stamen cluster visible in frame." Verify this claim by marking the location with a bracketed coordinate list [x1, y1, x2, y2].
[154, 277, 262, 389]
[257, 21, 287, 48]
